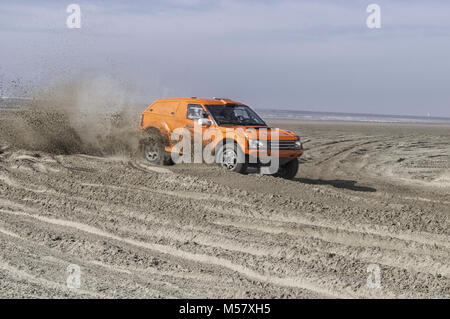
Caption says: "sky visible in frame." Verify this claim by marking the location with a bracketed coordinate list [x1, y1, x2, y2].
[0, 0, 449, 117]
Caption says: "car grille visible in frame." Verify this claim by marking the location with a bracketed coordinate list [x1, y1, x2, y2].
[267, 140, 298, 150]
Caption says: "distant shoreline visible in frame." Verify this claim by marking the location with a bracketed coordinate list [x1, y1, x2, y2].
[257, 109, 450, 124]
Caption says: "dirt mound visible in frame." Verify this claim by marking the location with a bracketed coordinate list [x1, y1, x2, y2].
[434, 169, 450, 185]
[0, 79, 142, 156]
[0, 107, 85, 155]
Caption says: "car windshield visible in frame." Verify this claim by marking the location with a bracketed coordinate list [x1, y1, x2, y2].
[204, 104, 267, 126]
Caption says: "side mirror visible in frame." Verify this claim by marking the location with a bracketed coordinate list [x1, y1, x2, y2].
[197, 118, 212, 127]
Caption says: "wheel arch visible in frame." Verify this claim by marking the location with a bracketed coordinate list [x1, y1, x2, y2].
[213, 138, 242, 155]
[141, 126, 170, 146]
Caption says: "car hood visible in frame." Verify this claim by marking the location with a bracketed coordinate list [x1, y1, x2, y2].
[236, 126, 299, 140]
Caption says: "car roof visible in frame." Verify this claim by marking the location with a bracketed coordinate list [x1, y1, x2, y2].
[152, 98, 246, 106]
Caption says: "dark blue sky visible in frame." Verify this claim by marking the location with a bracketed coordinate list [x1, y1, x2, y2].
[1, 0, 449, 116]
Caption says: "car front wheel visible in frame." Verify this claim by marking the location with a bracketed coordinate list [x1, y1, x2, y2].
[215, 142, 247, 174]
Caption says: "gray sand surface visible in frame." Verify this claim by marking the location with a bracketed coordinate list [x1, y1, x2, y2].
[0, 115, 448, 298]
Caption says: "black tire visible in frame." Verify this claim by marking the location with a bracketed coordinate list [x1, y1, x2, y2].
[274, 159, 299, 180]
[215, 142, 247, 174]
[139, 128, 173, 166]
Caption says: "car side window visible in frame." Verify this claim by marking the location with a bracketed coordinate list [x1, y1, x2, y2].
[187, 104, 206, 120]
[234, 109, 245, 117]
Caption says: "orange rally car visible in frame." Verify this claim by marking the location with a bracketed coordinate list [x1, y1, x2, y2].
[139, 97, 304, 179]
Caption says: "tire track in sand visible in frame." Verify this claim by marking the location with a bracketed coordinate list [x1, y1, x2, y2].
[0, 207, 353, 298]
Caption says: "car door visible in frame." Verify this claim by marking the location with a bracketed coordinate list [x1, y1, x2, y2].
[185, 104, 216, 147]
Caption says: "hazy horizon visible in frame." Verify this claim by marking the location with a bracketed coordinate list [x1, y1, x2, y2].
[1, 0, 449, 117]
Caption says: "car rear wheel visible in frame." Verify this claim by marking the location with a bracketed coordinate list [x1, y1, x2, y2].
[139, 129, 173, 165]
[142, 143, 165, 165]
[215, 142, 247, 174]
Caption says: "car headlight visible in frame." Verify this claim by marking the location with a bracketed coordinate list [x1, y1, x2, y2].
[294, 139, 302, 149]
[248, 139, 267, 149]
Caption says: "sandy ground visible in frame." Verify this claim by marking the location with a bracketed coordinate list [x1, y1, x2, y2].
[0, 118, 449, 298]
